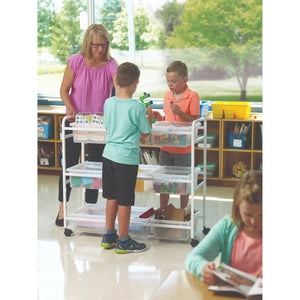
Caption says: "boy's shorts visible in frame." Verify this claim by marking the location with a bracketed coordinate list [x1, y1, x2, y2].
[159, 150, 191, 167]
[102, 157, 138, 206]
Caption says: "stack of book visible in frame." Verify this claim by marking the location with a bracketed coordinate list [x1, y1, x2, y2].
[231, 123, 251, 135]
[140, 149, 159, 165]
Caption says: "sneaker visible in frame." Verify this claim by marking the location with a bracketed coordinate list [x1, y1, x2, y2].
[115, 237, 147, 254]
[101, 233, 118, 249]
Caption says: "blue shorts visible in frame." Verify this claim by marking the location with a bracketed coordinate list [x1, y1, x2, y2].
[159, 150, 191, 167]
[102, 157, 138, 206]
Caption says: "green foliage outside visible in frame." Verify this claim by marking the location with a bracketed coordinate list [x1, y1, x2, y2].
[166, 0, 262, 100]
[37, 0, 262, 101]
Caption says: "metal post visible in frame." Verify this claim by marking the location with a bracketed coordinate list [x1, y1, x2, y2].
[127, 0, 135, 63]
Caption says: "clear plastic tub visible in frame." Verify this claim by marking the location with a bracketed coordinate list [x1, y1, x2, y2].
[68, 204, 152, 237]
[70, 112, 106, 143]
[152, 166, 200, 194]
[67, 161, 102, 189]
[151, 211, 201, 241]
[151, 121, 194, 147]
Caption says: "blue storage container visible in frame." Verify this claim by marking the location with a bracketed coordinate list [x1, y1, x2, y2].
[229, 133, 246, 149]
[199, 101, 210, 117]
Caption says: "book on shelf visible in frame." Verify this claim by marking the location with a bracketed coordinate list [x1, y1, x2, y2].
[208, 263, 262, 298]
[140, 149, 159, 165]
[232, 123, 251, 135]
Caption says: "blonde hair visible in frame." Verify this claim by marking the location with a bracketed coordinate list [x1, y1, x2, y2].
[232, 171, 262, 225]
[81, 24, 112, 60]
[166, 61, 188, 78]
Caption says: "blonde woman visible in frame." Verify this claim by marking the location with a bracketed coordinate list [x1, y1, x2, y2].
[185, 171, 262, 284]
[56, 24, 118, 226]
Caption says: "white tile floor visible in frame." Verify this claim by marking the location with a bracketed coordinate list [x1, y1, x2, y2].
[38, 174, 234, 300]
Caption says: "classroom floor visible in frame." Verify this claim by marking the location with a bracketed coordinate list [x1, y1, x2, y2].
[38, 174, 234, 300]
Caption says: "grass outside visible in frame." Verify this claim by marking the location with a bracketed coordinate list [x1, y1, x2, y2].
[38, 68, 262, 102]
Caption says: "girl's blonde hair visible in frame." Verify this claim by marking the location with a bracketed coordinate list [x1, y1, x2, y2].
[232, 171, 262, 225]
[81, 24, 112, 60]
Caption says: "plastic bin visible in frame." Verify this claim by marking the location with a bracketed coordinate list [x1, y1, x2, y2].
[70, 112, 106, 143]
[197, 162, 218, 178]
[151, 211, 201, 241]
[151, 121, 194, 147]
[153, 182, 191, 194]
[199, 101, 210, 118]
[211, 102, 252, 119]
[67, 161, 102, 189]
[229, 133, 247, 149]
[38, 115, 54, 139]
[152, 166, 200, 194]
[38, 153, 55, 167]
[71, 177, 102, 189]
[69, 204, 106, 234]
[71, 122, 106, 143]
[68, 204, 152, 237]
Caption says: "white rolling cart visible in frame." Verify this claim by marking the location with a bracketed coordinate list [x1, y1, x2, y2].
[61, 115, 209, 246]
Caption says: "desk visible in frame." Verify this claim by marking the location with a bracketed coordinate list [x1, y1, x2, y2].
[151, 270, 246, 300]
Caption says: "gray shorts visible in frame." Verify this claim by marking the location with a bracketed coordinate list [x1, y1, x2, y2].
[159, 150, 191, 167]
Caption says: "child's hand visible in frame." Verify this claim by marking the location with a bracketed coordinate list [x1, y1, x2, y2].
[202, 262, 218, 285]
[257, 270, 263, 278]
[171, 103, 181, 115]
[152, 111, 162, 121]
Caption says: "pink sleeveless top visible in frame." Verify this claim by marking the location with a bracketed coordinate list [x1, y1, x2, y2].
[67, 53, 118, 114]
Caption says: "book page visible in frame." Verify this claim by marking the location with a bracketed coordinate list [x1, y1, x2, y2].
[212, 263, 259, 297]
[248, 278, 263, 296]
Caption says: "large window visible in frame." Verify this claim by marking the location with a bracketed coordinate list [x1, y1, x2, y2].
[38, 0, 262, 102]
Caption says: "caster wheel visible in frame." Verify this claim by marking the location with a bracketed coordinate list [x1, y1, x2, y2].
[64, 228, 73, 236]
[191, 239, 199, 247]
[202, 227, 210, 235]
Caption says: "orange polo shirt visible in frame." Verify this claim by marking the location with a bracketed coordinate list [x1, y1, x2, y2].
[161, 85, 200, 154]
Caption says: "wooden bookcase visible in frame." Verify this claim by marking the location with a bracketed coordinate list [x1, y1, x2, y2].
[38, 107, 66, 174]
[37, 107, 263, 186]
[220, 116, 262, 185]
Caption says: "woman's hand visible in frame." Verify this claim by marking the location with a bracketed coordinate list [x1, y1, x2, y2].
[202, 262, 218, 285]
[66, 105, 76, 120]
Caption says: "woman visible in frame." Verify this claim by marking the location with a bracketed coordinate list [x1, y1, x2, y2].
[56, 24, 118, 226]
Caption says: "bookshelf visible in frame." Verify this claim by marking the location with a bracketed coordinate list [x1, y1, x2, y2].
[38, 106, 65, 174]
[37, 107, 262, 186]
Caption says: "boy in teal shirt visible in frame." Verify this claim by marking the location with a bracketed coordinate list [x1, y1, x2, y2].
[101, 62, 152, 253]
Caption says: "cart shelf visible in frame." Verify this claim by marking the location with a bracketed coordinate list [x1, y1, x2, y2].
[61, 115, 209, 245]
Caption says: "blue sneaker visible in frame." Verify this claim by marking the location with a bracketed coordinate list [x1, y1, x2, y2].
[115, 237, 147, 254]
[101, 233, 118, 249]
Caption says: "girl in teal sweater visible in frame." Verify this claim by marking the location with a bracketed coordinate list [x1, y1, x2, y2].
[185, 171, 262, 285]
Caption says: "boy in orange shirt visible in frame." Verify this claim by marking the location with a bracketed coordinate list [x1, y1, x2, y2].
[153, 61, 200, 208]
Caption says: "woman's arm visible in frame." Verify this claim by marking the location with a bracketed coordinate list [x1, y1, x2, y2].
[60, 63, 76, 118]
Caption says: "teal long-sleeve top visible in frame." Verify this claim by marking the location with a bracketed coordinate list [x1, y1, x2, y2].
[185, 215, 240, 281]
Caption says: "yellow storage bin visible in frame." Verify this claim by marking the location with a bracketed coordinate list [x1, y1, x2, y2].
[135, 180, 152, 192]
[211, 102, 252, 119]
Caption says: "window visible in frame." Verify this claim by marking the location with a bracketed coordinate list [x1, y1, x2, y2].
[38, 0, 88, 100]
[38, 0, 262, 103]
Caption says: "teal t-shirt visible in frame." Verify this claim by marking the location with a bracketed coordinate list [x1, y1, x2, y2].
[103, 96, 151, 165]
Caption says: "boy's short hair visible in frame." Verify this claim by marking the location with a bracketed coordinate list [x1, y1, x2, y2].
[166, 61, 188, 78]
[116, 62, 140, 88]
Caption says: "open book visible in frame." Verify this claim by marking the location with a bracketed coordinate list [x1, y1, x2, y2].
[208, 263, 262, 298]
